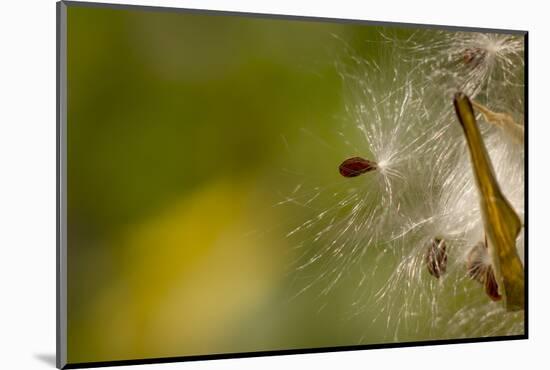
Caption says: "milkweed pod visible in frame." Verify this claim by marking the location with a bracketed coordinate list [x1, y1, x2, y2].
[454, 92, 524, 311]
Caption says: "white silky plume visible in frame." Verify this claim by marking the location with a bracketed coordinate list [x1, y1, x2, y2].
[404, 31, 525, 104]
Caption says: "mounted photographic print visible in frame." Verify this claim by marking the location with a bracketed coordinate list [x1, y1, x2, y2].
[57, 1, 527, 368]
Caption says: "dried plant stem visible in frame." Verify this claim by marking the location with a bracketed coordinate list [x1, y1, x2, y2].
[472, 101, 524, 144]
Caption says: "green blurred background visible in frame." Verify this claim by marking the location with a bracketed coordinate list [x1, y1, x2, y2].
[67, 5, 432, 364]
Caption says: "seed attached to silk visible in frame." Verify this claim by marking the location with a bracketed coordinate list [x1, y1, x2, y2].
[425, 238, 447, 279]
[466, 240, 502, 301]
[339, 157, 378, 178]
[466, 241, 487, 283]
[484, 267, 502, 301]
[463, 47, 487, 68]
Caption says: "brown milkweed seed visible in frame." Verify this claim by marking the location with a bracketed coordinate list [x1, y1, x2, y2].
[463, 47, 487, 68]
[484, 267, 502, 301]
[425, 238, 447, 279]
[466, 241, 487, 283]
[466, 240, 502, 301]
[339, 157, 378, 178]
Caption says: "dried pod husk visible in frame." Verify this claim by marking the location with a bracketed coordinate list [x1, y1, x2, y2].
[339, 157, 378, 178]
[454, 92, 523, 310]
[425, 238, 447, 279]
[471, 101, 524, 144]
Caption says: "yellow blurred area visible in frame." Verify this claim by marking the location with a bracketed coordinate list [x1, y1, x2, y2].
[71, 180, 286, 362]
[65, 5, 435, 362]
